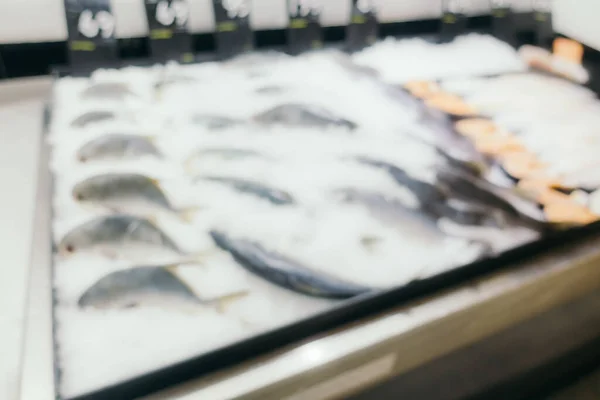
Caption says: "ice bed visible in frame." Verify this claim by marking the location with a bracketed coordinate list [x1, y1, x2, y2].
[6, 1, 600, 400]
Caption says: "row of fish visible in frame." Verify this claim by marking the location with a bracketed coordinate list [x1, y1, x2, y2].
[50, 52, 554, 311]
[50, 36, 567, 398]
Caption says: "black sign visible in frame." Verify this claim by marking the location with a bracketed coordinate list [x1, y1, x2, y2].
[440, 0, 468, 43]
[532, 0, 553, 48]
[287, 0, 323, 55]
[64, 0, 119, 67]
[490, 0, 516, 47]
[145, 0, 194, 62]
[213, 0, 254, 58]
[346, 0, 378, 51]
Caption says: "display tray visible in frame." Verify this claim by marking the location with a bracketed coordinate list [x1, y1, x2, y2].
[44, 27, 600, 400]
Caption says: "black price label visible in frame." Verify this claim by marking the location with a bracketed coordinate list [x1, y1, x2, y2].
[490, 0, 516, 47]
[346, 0, 379, 51]
[287, 0, 323, 55]
[64, 0, 119, 67]
[145, 0, 194, 63]
[213, 0, 254, 58]
[532, 0, 553, 47]
[440, 0, 468, 43]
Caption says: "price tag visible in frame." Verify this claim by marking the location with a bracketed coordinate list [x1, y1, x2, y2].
[64, 0, 119, 67]
[346, 0, 379, 51]
[532, 0, 553, 48]
[287, 0, 323, 55]
[145, 0, 194, 63]
[490, 0, 516, 47]
[439, 0, 468, 43]
[213, 0, 254, 58]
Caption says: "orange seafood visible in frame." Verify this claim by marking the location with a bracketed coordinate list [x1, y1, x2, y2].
[544, 202, 599, 225]
[424, 92, 478, 117]
[454, 118, 498, 139]
[404, 80, 440, 99]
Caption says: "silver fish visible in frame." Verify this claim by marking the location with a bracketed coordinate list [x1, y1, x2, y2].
[253, 103, 358, 130]
[191, 114, 243, 130]
[436, 168, 547, 227]
[72, 173, 197, 222]
[57, 215, 188, 262]
[76, 134, 161, 162]
[78, 265, 247, 311]
[335, 188, 449, 246]
[336, 188, 493, 256]
[154, 75, 197, 91]
[210, 230, 372, 299]
[184, 147, 267, 174]
[255, 85, 286, 95]
[198, 176, 295, 205]
[353, 157, 501, 228]
[81, 82, 135, 100]
[70, 110, 118, 128]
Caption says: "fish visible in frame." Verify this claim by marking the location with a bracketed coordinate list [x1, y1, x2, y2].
[335, 188, 449, 246]
[197, 176, 295, 205]
[191, 114, 243, 130]
[210, 230, 372, 299]
[72, 173, 199, 222]
[255, 85, 286, 95]
[435, 168, 548, 227]
[76, 134, 162, 163]
[70, 110, 119, 128]
[78, 265, 247, 312]
[335, 188, 494, 256]
[81, 82, 135, 100]
[184, 147, 267, 173]
[353, 157, 504, 228]
[253, 103, 358, 130]
[56, 215, 197, 263]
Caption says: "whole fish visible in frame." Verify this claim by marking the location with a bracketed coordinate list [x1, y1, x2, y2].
[436, 168, 548, 227]
[81, 82, 135, 100]
[191, 114, 243, 130]
[335, 188, 493, 256]
[78, 265, 247, 312]
[210, 230, 372, 299]
[198, 176, 295, 205]
[72, 173, 198, 222]
[70, 110, 118, 128]
[353, 157, 501, 228]
[76, 134, 161, 163]
[336, 188, 449, 246]
[184, 147, 267, 173]
[57, 215, 192, 262]
[253, 103, 358, 130]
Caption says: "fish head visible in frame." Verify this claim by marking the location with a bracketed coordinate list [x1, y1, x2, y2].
[57, 228, 96, 257]
[76, 144, 95, 163]
[71, 180, 95, 204]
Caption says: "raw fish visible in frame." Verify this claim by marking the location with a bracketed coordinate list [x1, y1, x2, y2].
[191, 114, 243, 130]
[210, 230, 372, 299]
[184, 148, 268, 174]
[253, 103, 358, 130]
[76, 134, 161, 162]
[81, 82, 135, 100]
[197, 176, 295, 205]
[72, 173, 198, 222]
[78, 265, 247, 311]
[70, 110, 118, 128]
[57, 215, 191, 262]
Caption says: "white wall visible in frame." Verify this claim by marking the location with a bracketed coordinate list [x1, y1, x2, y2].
[553, 0, 600, 51]
[0, 0, 504, 44]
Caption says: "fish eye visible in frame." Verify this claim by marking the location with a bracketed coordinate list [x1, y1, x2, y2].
[78, 155, 87, 163]
[74, 192, 85, 201]
[65, 244, 75, 253]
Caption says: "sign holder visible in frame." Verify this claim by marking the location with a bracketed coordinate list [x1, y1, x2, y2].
[144, 0, 194, 63]
[213, 0, 254, 59]
[346, 0, 379, 51]
[64, 0, 119, 67]
[439, 0, 468, 43]
[287, 0, 323, 55]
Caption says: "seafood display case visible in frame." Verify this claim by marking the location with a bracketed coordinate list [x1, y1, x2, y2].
[13, 1, 600, 400]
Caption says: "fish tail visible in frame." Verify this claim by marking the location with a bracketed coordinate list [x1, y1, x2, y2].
[176, 206, 203, 224]
[205, 290, 249, 313]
